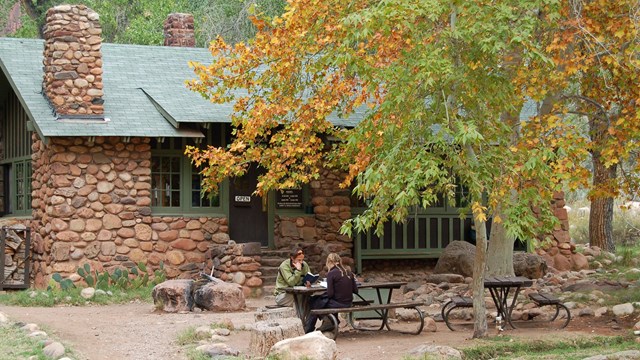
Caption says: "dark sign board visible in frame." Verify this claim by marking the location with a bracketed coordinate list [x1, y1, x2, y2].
[276, 189, 303, 209]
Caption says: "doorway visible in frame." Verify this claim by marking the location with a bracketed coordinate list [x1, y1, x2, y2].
[228, 164, 268, 246]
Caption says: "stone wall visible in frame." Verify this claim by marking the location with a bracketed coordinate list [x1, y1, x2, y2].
[536, 191, 588, 271]
[274, 167, 354, 273]
[42, 5, 104, 116]
[29, 135, 230, 288]
[209, 242, 263, 298]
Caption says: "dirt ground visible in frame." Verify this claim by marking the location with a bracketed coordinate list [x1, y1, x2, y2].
[2, 296, 636, 360]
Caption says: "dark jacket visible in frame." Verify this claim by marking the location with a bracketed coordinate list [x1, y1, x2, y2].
[326, 266, 358, 305]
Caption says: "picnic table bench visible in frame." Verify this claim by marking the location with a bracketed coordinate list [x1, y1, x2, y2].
[309, 300, 425, 339]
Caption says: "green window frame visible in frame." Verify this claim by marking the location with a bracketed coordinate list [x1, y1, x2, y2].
[151, 151, 223, 215]
[2, 157, 32, 216]
[150, 125, 227, 216]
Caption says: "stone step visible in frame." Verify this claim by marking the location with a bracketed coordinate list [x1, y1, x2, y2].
[261, 258, 284, 267]
[262, 266, 279, 277]
[261, 249, 290, 258]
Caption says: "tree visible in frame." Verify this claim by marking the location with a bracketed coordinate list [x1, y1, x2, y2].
[187, 0, 586, 338]
[542, 0, 640, 252]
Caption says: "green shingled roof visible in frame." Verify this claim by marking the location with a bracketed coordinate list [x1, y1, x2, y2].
[0, 37, 362, 141]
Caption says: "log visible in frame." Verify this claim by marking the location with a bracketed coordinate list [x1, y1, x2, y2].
[249, 318, 304, 357]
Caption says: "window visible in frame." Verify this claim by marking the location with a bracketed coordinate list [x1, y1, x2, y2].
[1, 158, 32, 216]
[150, 125, 225, 214]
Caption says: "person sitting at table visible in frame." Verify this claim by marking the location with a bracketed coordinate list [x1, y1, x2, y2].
[274, 247, 311, 306]
[304, 253, 358, 333]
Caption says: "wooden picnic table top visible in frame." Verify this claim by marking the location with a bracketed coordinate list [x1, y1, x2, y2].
[484, 276, 533, 288]
[283, 281, 407, 294]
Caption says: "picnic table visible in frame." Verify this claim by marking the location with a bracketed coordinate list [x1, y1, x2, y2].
[484, 276, 533, 329]
[442, 275, 533, 331]
[284, 281, 424, 339]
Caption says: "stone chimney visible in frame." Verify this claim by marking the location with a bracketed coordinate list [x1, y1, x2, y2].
[163, 13, 195, 47]
[42, 5, 104, 116]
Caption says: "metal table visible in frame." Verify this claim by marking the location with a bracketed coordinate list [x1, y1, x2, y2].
[484, 276, 533, 329]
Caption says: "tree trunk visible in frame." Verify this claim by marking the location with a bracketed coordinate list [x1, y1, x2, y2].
[589, 158, 616, 252]
[486, 208, 515, 276]
[471, 215, 488, 338]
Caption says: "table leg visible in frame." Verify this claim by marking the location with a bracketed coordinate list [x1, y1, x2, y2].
[504, 285, 522, 329]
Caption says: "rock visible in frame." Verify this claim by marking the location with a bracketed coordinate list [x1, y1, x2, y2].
[571, 252, 589, 271]
[195, 326, 215, 337]
[212, 328, 231, 336]
[268, 331, 337, 360]
[28, 330, 48, 337]
[578, 308, 595, 317]
[195, 343, 239, 357]
[595, 307, 608, 317]
[0, 312, 8, 324]
[21, 323, 39, 332]
[80, 287, 95, 299]
[406, 344, 462, 359]
[425, 274, 465, 284]
[581, 350, 640, 360]
[43, 341, 65, 359]
[513, 252, 548, 279]
[152, 279, 194, 313]
[424, 317, 437, 332]
[433, 241, 475, 277]
[612, 303, 634, 316]
[194, 281, 246, 311]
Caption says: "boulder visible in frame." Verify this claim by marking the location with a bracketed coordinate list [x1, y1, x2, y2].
[152, 279, 194, 312]
[194, 281, 246, 311]
[406, 344, 462, 359]
[425, 273, 465, 284]
[268, 331, 337, 360]
[433, 241, 475, 277]
[513, 253, 548, 279]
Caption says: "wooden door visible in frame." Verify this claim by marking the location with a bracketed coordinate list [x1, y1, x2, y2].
[228, 165, 268, 246]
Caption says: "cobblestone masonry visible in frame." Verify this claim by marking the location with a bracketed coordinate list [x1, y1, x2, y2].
[42, 5, 104, 116]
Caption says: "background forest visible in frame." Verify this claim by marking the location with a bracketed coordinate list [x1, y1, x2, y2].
[0, 0, 285, 45]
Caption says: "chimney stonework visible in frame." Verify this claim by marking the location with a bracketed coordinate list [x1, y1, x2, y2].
[163, 13, 195, 47]
[42, 5, 104, 115]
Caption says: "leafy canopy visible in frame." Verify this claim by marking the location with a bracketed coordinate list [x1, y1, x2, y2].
[187, 0, 587, 240]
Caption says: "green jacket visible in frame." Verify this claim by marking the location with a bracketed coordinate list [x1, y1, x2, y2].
[274, 259, 310, 295]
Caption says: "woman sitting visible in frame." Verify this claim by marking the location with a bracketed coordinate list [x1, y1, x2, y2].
[304, 253, 358, 333]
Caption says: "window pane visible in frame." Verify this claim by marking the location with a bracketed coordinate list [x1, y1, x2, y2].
[151, 155, 181, 208]
[190, 163, 219, 208]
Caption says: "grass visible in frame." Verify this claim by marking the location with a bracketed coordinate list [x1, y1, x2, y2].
[402, 335, 638, 360]
[0, 323, 49, 360]
[0, 321, 80, 360]
[460, 335, 637, 360]
[0, 285, 154, 307]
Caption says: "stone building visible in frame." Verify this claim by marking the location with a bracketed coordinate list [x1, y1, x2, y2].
[0, 5, 578, 292]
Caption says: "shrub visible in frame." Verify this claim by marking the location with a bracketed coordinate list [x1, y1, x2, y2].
[51, 262, 166, 291]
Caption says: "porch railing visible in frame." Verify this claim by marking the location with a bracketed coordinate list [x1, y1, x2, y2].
[354, 213, 472, 273]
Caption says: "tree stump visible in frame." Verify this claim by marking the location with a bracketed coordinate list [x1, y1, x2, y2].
[254, 307, 297, 322]
[249, 318, 304, 357]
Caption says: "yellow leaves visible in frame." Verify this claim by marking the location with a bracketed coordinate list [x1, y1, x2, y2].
[472, 202, 487, 222]
[230, 141, 246, 152]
